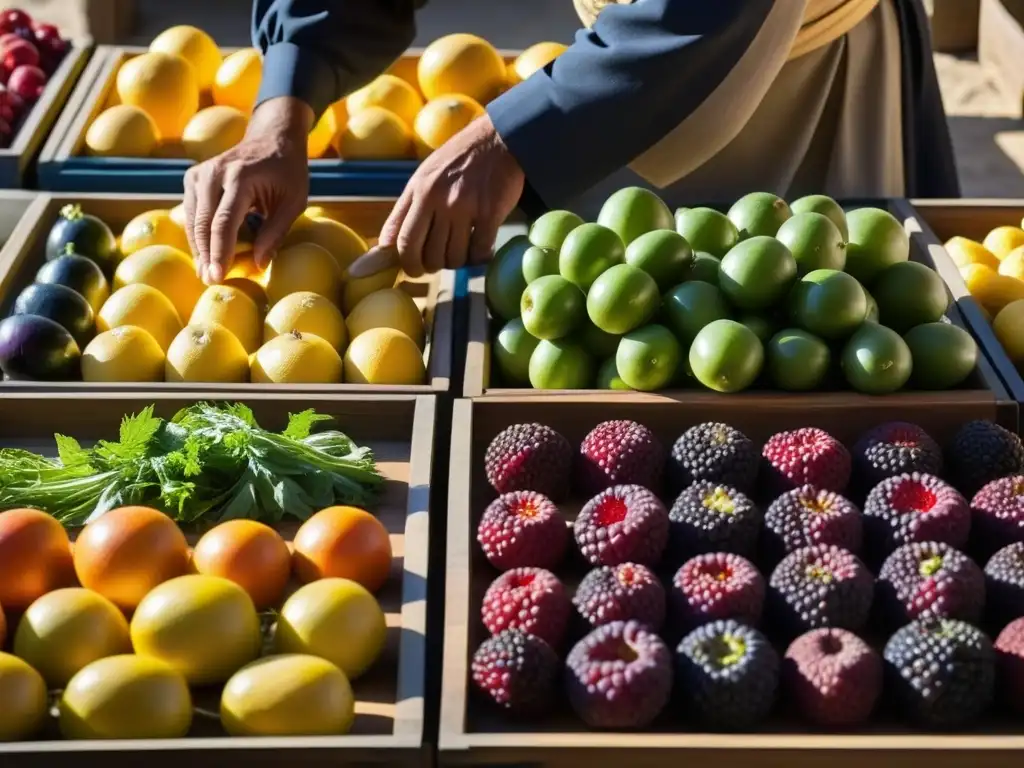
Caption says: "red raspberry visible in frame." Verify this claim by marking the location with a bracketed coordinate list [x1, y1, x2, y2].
[572, 562, 666, 631]
[577, 420, 665, 496]
[485, 423, 573, 501]
[971, 475, 1024, 557]
[573, 484, 669, 567]
[477, 491, 568, 571]
[471, 629, 559, 717]
[863, 473, 970, 557]
[762, 427, 851, 493]
[480, 567, 570, 648]
[671, 552, 765, 631]
[995, 617, 1024, 714]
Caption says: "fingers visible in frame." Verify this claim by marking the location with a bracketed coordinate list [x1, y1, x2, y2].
[190, 166, 224, 285]
[253, 195, 304, 269]
[207, 171, 252, 284]
[446, 220, 470, 271]
[378, 188, 412, 248]
[422, 216, 450, 275]
[396, 194, 432, 278]
[182, 169, 200, 276]
[469, 212, 502, 265]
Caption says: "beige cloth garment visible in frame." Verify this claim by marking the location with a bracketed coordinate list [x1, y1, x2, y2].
[567, 0, 905, 216]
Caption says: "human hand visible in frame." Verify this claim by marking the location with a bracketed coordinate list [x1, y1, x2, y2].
[183, 96, 313, 285]
[378, 112, 524, 278]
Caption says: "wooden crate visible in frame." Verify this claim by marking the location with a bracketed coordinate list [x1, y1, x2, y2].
[908, 199, 1024, 409]
[463, 199, 1019, 432]
[38, 45, 521, 195]
[441, 394, 1020, 768]
[0, 390, 433, 768]
[0, 192, 454, 393]
[0, 41, 91, 188]
[979, 0, 1024, 117]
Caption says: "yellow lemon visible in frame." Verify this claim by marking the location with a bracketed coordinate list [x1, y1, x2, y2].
[413, 94, 484, 159]
[347, 74, 423, 127]
[960, 263, 1024, 315]
[417, 33, 506, 104]
[97, 284, 183, 351]
[114, 244, 204, 321]
[213, 47, 262, 113]
[307, 99, 347, 159]
[120, 208, 190, 256]
[346, 288, 424, 349]
[509, 42, 567, 85]
[149, 25, 222, 92]
[116, 51, 199, 141]
[190, 284, 263, 353]
[165, 322, 249, 382]
[944, 236, 1000, 271]
[82, 326, 166, 382]
[983, 226, 1024, 260]
[264, 242, 343, 307]
[0, 652, 48, 741]
[250, 331, 344, 384]
[85, 105, 158, 157]
[342, 267, 401, 315]
[282, 216, 368, 277]
[304, 205, 329, 220]
[994, 299, 1024, 367]
[168, 202, 186, 228]
[998, 246, 1024, 281]
[182, 105, 248, 162]
[386, 56, 421, 94]
[336, 106, 413, 160]
[343, 327, 426, 385]
[264, 291, 348, 352]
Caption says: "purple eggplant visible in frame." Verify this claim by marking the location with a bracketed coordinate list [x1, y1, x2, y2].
[0, 314, 81, 381]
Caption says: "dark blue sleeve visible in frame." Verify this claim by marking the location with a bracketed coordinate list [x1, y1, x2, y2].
[487, 0, 773, 208]
[252, 0, 417, 117]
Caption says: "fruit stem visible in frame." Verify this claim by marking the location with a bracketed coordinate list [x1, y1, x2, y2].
[59, 203, 83, 221]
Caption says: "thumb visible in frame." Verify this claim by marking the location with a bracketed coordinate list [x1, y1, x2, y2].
[252, 199, 304, 269]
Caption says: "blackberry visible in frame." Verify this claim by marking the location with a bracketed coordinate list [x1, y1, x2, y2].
[768, 545, 873, 637]
[666, 422, 759, 495]
[477, 491, 568, 571]
[471, 629, 560, 717]
[971, 475, 1024, 557]
[876, 542, 984, 627]
[667, 481, 762, 560]
[853, 421, 943, 489]
[572, 563, 666, 632]
[884, 618, 995, 728]
[762, 485, 862, 564]
[485, 423, 573, 501]
[565, 620, 672, 729]
[671, 552, 765, 631]
[783, 628, 882, 727]
[675, 619, 779, 729]
[761, 427, 851, 493]
[862, 473, 970, 558]
[574, 485, 669, 567]
[480, 567, 571, 648]
[577, 420, 665, 496]
[994, 617, 1024, 714]
[946, 420, 1024, 497]
[984, 542, 1024, 626]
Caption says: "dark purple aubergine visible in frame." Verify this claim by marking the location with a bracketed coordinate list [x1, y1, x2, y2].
[12, 283, 95, 348]
[35, 254, 110, 313]
[0, 314, 81, 381]
[45, 204, 117, 275]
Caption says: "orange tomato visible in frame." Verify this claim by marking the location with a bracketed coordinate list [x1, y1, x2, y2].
[191, 520, 292, 609]
[292, 506, 393, 593]
[0, 508, 74, 611]
[73, 506, 190, 612]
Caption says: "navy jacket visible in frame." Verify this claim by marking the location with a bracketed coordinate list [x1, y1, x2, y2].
[251, 0, 958, 206]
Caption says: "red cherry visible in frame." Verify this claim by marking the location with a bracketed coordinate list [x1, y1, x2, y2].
[0, 32, 22, 50]
[1, 39, 38, 74]
[0, 88, 25, 112]
[32, 23, 60, 43]
[7, 65, 45, 102]
[0, 10, 32, 35]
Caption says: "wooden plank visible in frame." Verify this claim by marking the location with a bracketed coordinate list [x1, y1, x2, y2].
[0, 391, 432, 767]
[0, 192, 453, 394]
[439, 396, 1016, 768]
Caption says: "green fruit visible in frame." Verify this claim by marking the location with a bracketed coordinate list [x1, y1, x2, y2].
[790, 269, 867, 339]
[739, 314, 780, 344]
[578, 320, 621, 359]
[767, 328, 831, 391]
[871, 261, 949, 332]
[775, 212, 847, 275]
[493, 318, 539, 385]
[904, 322, 978, 390]
[864, 290, 879, 322]
[596, 357, 632, 390]
[596, 187, 674, 246]
[520, 275, 585, 340]
[528, 338, 594, 389]
[689, 319, 764, 393]
[845, 207, 910, 285]
[624, 230, 693, 292]
[529, 210, 585, 251]
[841, 323, 913, 394]
[683, 252, 722, 285]
[559, 223, 625, 291]
[790, 194, 849, 240]
[727, 192, 792, 239]
[484, 235, 531, 321]
[661, 281, 730, 346]
[674, 208, 739, 258]
[719, 236, 797, 312]
[616, 324, 682, 392]
[586, 263, 660, 335]
[521, 245, 560, 283]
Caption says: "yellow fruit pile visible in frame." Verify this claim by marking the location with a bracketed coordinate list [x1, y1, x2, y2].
[946, 218, 1024, 371]
[81, 205, 428, 385]
[0, 504, 390, 740]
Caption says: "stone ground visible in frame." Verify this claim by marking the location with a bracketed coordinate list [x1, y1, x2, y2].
[73, 0, 1024, 197]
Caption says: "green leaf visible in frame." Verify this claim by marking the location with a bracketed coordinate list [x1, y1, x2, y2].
[54, 434, 91, 470]
[282, 409, 334, 441]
